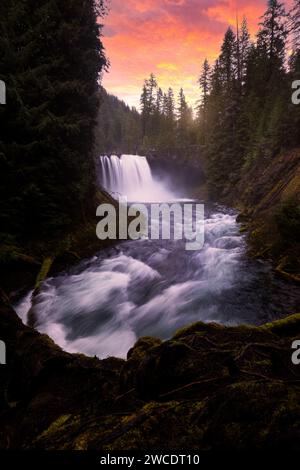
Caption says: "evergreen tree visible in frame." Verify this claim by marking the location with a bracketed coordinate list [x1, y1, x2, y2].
[203, 27, 246, 197]
[166, 87, 175, 121]
[147, 73, 158, 112]
[156, 88, 164, 115]
[199, 59, 211, 106]
[290, 0, 300, 48]
[0, 0, 107, 242]
[177, 88, 191, 146]
[201, 0, 290, 198]
[140, 73, 158, 140]
[177, 89, 189, 122]
[239, 17, 251, 88]
[140, 83, 149, 137]
[219, 27, 237, 86]
[197, 59, 210, 134]
[137, 0, 296, 196]
[257, 0, 287, 79]
[94, 87, 142, 155]
[287, 1, 300, 148]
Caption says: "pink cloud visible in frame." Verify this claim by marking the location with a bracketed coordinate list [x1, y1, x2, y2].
[102, 0, 293, 109]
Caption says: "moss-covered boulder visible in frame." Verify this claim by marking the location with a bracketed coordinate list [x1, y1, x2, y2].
[1, 296, 300, 450]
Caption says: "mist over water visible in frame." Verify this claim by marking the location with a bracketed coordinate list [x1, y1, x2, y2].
[15, 155, 300, 359]
[98, 154, 177, 201]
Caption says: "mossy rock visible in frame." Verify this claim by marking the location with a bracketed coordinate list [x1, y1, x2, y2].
[173, 321, 223, 339]
[127, 336, 162, 362]
[262, 313, 300, 337]
[1, 301, 300, 450]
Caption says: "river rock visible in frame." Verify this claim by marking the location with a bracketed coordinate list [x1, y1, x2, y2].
[1, 295, 300, 450]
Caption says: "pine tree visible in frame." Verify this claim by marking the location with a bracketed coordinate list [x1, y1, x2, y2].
[139, 73, 158, 140]
[198, 59, 210, 131]
[139, 78, 179, 156]
[94, 87, 142, 155]
[239, 17, 251, 88]
[156, 88, 164, 114]
[287, 1, 300, 148]
[140, 83, 149, 137]
[177, 88, 191, 146]
[219, 28, 237, 86]
[0, 0, 107, 242]
[257, 0, 287, 79]
[146, 73, 158, 115]
[290, 0, 300, 48]
[166, 87, 175, 121]
[177, 89, 188, 121]
[203, 27, 248, 197]
[199, 59, 211, 105]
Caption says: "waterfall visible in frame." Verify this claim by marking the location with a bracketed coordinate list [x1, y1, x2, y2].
[98, 154, 174, 202]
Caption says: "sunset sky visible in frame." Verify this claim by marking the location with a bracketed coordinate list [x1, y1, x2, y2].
[101, 0, 291, 110]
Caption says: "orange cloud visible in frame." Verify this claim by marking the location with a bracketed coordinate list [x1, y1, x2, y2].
[157, 62, 179, 71]
[102, 0, 293, 109]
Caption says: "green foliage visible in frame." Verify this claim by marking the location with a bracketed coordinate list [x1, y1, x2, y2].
[275, 198, 300, 245]
[197, 1, 294, 198]
[136, 0, 296, 187]
[0, 0, 107, 242]
[139, 74, 196, 158]
[94, 87, 142, 155]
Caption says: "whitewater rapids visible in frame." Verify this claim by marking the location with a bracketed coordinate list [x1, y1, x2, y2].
[15, 206, 300, 358]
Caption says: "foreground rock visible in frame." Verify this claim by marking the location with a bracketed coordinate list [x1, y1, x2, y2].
[0, 298, 300, 450]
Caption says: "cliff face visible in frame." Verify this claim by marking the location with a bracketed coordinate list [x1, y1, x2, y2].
[1, 298, 300, 451]
[232, 149, 300, 281]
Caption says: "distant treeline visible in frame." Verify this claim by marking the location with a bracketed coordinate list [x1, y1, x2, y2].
[1, 0, 300, 250]
[132, 0, 300, 198]
[197, 0, 300, 198]
[94, 87, 142, 156]
[139, 75, 197, 158]
[94, 80, 199, 160]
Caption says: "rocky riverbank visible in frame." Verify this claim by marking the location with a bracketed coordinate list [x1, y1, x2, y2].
[1, 151, 299, 451]
[1, 295, 300, 450]
[0, 189, 118, 301]
[232, 149, 300, 283]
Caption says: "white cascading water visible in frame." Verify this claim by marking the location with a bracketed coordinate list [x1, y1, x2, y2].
[14, 206, 300, 358]
[14, 155, 300, 359]
[99, 154, 175, 202]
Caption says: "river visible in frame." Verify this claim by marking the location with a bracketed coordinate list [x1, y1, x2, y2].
[15, 155, 300, 358]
